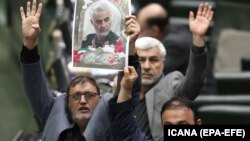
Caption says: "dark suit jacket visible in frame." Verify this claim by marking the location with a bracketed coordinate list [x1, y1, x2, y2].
[109, 98, 154, 141]
[81, 31, 119, 48]
[109, 97, 164, 141]
[21, 59, 77, 141]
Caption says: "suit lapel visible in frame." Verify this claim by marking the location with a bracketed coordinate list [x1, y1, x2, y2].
[145, 88, 155, 128]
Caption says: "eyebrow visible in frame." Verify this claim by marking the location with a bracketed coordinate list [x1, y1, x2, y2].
[139, 56, 159, 59]
[164, 121, 191, 125]
[95, 16, 110, 21]
[70, 90, 97, 95]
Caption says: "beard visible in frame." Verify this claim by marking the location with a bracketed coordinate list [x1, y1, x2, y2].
[97, 30, 110, 38]
[71, 112, 91, 127]
[142, 78, 156, 86]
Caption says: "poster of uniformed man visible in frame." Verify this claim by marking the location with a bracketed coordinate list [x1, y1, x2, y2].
[72, 0, 130, 70]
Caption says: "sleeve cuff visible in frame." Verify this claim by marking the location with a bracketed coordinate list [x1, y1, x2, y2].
[192, 45, 205, 55]
[129, 54, 139, 65]
[20, 45, 40, 64]
[109, 98, 134, 116]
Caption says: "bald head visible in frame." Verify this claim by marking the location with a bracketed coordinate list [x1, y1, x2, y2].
[137, 3, 168, 28]
[137, 3, 169, 39]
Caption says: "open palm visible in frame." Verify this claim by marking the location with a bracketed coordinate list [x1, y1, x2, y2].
[22, 15, 40, 40]
[20, 0, 42, 49]
[189, 3, 213, 37]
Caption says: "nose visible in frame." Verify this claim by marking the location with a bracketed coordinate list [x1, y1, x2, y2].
[79, 95, 87, 104]
[142, 60, 151, 71]
[101, 21, 106, 28]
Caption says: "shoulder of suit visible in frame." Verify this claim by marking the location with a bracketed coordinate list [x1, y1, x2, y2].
[162, 71, 184, 82]
[97, 92, 113, 107]
[148, 71, 183, 91]
[101, 93, 113, 101]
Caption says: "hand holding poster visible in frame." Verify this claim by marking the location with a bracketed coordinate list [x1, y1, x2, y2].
[72, 0, 131, 70]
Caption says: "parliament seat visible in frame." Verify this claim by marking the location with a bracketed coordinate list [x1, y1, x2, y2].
[198, 104, 250, 124]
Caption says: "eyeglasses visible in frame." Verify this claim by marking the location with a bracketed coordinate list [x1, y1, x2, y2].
[69, 91, 98, 102]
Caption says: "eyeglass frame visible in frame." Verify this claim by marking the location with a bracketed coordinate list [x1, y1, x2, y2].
[68, 91, 99, 102]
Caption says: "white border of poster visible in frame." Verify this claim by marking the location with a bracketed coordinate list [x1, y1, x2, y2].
[72, 0, 131, 70]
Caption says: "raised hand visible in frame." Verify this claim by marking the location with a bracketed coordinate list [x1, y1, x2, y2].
[188, 2, 213, 47]
[189, 3, 214, 36]
[20, 0, 42, 50]
[125, 16, 140, 55]
[117, 66, 138, 103]
[189, 3, 213, 38]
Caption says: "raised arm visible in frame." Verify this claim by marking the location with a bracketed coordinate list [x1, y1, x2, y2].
[113, 15, 141, 96]
[20, 0, 54, 126]
[110, 66, 152, 141]
[175, 2, 214, 100]
[109, 17, 142, 139]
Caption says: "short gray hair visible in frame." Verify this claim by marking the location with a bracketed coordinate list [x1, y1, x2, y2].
[89, 1, 111, 20]
[135, 37, 166, 57]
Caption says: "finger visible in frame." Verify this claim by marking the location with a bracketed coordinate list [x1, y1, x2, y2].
[127, 66, 138, 81]
[27, 1, 31, 17]
[202, 3, 208, 17]
[126, 22, 140, 32]
[126, 23, 136, 32]
[207, 11, 214, 21]
[205, 5, 212, 19]
[125, 15, 136, 21]
[197, 3, 203, 17]
[126, 27, 137, 36]
[125, 25, 133, 35]
[31, 0, 37, 16]
[189, 11, 194, 22]
[20, 7, 26, 20]
[125, 18, 135, 28]
[125, 17, 138, 27]
[128, 66, 136, 75]
[35, 3, 43, 19]
[32, 24, 41, 32]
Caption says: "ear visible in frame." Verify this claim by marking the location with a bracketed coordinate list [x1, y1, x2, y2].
[162, 58, 166, 64]
[196, 118, 202, 125]
[97, 95, 101, 101]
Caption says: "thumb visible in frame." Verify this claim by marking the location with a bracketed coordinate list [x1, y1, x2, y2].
[123, 66, 129, 78]
[32, 24, 41, 32]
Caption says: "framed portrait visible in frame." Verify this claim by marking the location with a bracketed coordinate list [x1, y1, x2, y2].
[72, 0, 131, 70]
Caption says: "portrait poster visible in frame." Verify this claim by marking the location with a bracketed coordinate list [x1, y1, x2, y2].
[72, 0, 131, 70]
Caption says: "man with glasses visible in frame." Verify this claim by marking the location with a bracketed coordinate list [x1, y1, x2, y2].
[81, 1, 119, 49]
[19, 0, 140, 140]
[66, 76, 101, 138]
